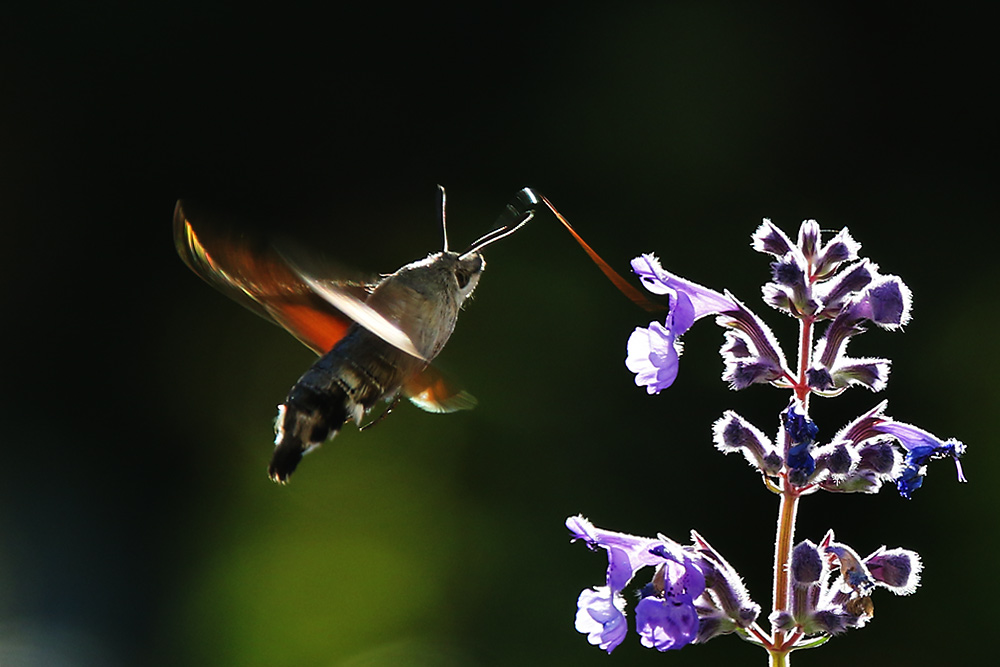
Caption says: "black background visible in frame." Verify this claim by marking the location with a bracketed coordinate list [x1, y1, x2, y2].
[2, 3, 995, 666]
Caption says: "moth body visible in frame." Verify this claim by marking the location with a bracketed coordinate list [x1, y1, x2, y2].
[270, 250, 484, 481]
[174, 187, 537, 484]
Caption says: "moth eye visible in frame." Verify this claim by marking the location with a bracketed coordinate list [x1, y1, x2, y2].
[455, 269, 471, 289]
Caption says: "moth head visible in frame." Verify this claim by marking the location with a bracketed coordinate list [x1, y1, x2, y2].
[452, 251, 484, 301]
[434, 185, 537, 303]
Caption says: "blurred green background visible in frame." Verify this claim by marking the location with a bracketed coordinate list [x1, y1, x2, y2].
[2, 2, 994, 665]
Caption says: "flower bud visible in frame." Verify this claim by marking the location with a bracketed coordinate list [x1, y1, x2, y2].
[814, 442, 856, 476]
[769, 609, 795, 632]
[813, 228, 861, 279]
[713, 411, 777, 474]
[797, 219, 821, 260]
[790, 540, 823, 586]
[865, 547, 921, 595]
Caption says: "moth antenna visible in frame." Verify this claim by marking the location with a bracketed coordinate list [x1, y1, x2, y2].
[459, 187, 540, 257]
[539, 194, 667, 314]
[460, 212, 535, 258]
[438, 184, 449, 253]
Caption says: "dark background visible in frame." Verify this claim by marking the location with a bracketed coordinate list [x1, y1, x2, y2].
[2, 3, 995, 666]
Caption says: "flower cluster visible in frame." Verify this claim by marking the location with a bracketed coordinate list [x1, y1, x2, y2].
[567, 516, 759, 653]
[771, 530, 921, 636]
[569, 218, 967, 660]
[623, 219, 965, 501]
[714, 399, 966, 499]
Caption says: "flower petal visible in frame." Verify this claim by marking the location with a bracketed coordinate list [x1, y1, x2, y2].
[575, 587, 628, 653]
[630, 254, 737, 323]
[751, 219, 797, 258]
[635, 596, 698, 651]
[625, 323, 679, 393]
[566, 515, 668, 591]
[864, 547, 922, 595]
[871, 420, 967, 498]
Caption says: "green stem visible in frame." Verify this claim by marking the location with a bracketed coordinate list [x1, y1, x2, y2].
[769, 312, 814, 665]
[769, 648, 790, 667]
[771, 484, 799, 649]
[796, 317, 814, 404]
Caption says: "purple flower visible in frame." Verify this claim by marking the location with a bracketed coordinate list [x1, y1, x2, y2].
[823, 539, 875, 596]
[690, 531, 761, 630]
[626, 254, 788, 393]
[635, 592, 698, 651]
[716, 297, 789, 389]
[784, 403, 819, 486]
[626, 254, 737, 393]
[781, 531, 921, 637]
[810, 272, 912, 393]
[567, 516, 706, 653]
[751, 219, 798, 258]
[713, 411, 782, 474]
[870, 420, 967, 500]
[812, 227, 862, 279]
[848, 276, 913, 329]
[587, 216, 967, 656]
[754, 220, 861, 317]
[864, 547, 922, 595]
[818, 402, 966, 497]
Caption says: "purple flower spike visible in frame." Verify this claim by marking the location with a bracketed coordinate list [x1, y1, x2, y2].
[568, 216, 968, 657]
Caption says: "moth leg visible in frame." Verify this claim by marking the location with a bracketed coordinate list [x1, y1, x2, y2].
[359, 394, 403, 431]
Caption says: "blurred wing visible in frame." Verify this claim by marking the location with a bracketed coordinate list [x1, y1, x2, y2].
[403, 366, 478, 413]
[174, 200, 367, 355]
[294, 270, 428, 362]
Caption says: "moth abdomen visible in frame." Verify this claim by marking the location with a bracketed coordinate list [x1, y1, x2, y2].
[269, 331, 423, 482]
[270, 383, 350, 483]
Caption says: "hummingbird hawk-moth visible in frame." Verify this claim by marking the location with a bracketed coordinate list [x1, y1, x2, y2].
[174, 188, 539, 482]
